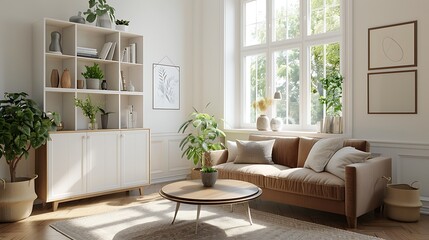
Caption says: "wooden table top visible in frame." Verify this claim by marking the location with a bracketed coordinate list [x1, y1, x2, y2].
[159, 179, 262, 205]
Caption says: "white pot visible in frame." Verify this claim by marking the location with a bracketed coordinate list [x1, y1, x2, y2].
[96, 13, 112, 28]
[86, 78, 100, 89]
[0, 175, 38, 222]
[270, 117, 283, 131]
[256, 114, 269, 131]
[115, 25, 129, 32]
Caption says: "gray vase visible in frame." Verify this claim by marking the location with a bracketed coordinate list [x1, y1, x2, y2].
[96, 13, 111, 28]
[201, 171, 218, 187]
[101, 114, 109, 129]
[49, 31, 62, 53]
[69, 11, 86, 24]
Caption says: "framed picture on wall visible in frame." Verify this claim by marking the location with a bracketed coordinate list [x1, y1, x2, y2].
[152, 63, 180, 110]
[367, 70, 417, 114]
[368, 21, 417, 70]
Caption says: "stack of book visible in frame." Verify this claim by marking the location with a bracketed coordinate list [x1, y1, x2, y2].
[121, 43, 136, 63]
[77, 47, 98, 58]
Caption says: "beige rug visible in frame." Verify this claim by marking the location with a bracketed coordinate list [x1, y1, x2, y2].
[51, 200, 381, 240]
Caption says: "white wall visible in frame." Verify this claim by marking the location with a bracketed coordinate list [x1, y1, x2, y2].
[0, 0, 195, 179]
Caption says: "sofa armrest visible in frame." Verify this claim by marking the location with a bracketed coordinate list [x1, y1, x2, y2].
[345, 157, 392, 222]
[210, 150, 228, 166]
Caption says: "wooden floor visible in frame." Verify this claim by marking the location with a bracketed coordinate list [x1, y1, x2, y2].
[0, 181, 428, 240]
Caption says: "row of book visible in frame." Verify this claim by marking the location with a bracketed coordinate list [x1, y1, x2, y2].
[77, 42, 137, 63]
[121, 43, 136, 63]
[98, 42, 117, 60]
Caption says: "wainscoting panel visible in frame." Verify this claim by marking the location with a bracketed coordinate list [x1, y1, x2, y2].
[370, 141, 429, 214]
[150, 133, 192, 183]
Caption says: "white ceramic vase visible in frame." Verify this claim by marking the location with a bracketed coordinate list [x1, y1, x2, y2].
[96, 13, 111, 28]
[270, 117, 283, 131]
[256, 114, 269, 131]
[86, 78, 100, 89]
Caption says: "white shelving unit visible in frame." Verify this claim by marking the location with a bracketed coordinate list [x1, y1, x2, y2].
[33, 18, 144, 130]
[33, 18, 150, 210]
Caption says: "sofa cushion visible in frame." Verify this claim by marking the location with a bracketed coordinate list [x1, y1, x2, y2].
[215, 162, 289, 187]
[343, 139, 369, 152]
[226, 140, 238, 162]
[234, 139, 275, 164]
[249, 135, 300, 167]
[265, 168, 345, 200]
[325, 147, 371, 180]
[297, 137, 319, 167]
[304, 138, 344, 172]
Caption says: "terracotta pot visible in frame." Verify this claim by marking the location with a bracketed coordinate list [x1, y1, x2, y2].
[50, 69, 59, 87]
[61, 69, 71, 88]
[0, 175, 38, 222]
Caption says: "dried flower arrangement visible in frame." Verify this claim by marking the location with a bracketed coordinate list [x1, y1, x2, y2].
[252, 97, 273, 113]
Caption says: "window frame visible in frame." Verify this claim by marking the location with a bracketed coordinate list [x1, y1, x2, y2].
[239, 0, 347, 132]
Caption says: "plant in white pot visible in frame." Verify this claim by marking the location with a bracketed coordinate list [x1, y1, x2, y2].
[115, 19, 130, 31]
[82, 63, 104, 90]
[0, 92, 52, 222]
[316, 72, 343, 133]
[84, 0, 115, 28]
[178, 104, 225, 187]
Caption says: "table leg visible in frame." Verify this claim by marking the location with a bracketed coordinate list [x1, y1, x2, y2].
[171, 202, 181, 224]
[230, 204, 234, 212]
[195, 205, 201, 234]
[246, 202, 253, 225]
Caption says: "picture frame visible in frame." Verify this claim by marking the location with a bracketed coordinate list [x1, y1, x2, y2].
[368, 21, 417, 70]
[367, 70, 417, 114]
[152, 63, 180, 110]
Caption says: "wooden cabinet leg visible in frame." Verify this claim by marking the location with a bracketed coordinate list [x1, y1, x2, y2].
[52, 202, 59, 212]
[139, 187, 144, 196]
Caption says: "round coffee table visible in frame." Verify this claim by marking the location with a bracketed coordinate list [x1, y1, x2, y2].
[159, 179, 262, 233]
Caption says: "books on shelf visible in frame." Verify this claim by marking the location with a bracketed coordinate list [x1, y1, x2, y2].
[106, 42, 116, 60]
[77, 46, 98, 58]
[121, 43, 137, 63]
[99, 42, 113, 60]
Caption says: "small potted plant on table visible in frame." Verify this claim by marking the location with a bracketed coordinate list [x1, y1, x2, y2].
[82, 63, 104, 90]
[178, 104, 225, 187]
[115, 19, 130, 31]
[74, 95, 100, 130]
[0, 92, 52, 222]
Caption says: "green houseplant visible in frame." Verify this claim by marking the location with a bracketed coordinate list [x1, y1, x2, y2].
[84, 0, 115, 28]
[178, 104, 225, 186]
[82, 63, 104, 89]
[115, 19, 130, 31]
[74, 96, 100, 130]
[316, 72, 343, 133]
[0, 92, 52, 221]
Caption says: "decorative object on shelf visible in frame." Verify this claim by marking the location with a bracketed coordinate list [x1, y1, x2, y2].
[50, 69, 59, 87]
[115, 19, 129, 31]
[126, 105, 136, 128]
[0, 92, 52, 222]
[120, 70, 127, 91]
[314, 72, 343, 134]
[77, 79, 84, 89]
[74, 96, 100, 130]
[69, 11, 86, 24]
[153, 63, 180, 110]
[46, 111, 62, 131]
[178, 103, 225, 187]
[60, 69, 71, 88]
[84, 0, 116, 28]
[252, 97, 273, 131]
[128, 80, 135, 92]
[99, 107, 112, 129]
[101, 80, 107, 90]
[270, 117, 283, 131]
[82, 63, 104, 90]
[49, 31, 62, 54]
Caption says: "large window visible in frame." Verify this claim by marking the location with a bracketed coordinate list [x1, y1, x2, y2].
[241, 0, 343, 130]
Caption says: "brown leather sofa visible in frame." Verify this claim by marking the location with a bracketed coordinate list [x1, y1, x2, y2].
[210, 135, 392, 228]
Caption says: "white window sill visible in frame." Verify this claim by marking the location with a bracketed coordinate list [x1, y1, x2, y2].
[223, 128, 351, 138]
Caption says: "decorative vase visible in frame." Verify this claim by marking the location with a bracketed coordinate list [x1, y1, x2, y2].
[101, 114, 109, 129]
[0, 175, 38, 222]
[48, 31, 62, 54]
[256, 114, 269, 131]
[101, 80, 107, 90]
[322, 116, 333, 133]
[270, 117, 283, 131]
[201, 171, 218, 187]
[86, 78, 100, 89]
[60, 69, 71, 88]
[332, 116, 343, 134]
[115, 25, 129, 32]
[50, 69, 59, 87]
[96, 13, 112, 28]
[88, 121, 98, 130]
[69, 11, 86, 24]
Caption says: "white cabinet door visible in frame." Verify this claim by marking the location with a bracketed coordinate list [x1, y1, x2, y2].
[47, 133, 86, 201]
[86, 131, 121, 193]
[121, 130, 150, 187]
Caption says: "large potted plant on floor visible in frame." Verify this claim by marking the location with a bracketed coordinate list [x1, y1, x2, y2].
[0, 92, 52, 222]
[178, 104, 225, 187]
[317, 72, 343, 133]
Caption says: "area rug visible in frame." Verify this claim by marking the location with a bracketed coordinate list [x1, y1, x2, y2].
[51, 200, 381, 240]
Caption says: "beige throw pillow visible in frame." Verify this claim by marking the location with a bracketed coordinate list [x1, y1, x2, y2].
[304, 138, 343, 172]
[234, 139, 275, 164]
[226, 140, 238, 162]
[325, 147, 371, 180]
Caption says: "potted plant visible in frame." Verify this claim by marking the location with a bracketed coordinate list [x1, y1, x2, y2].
[252, 97, 273, 131]
[0, 92, 52, 222]
[115, 19, 130, 31]
[83, 0, 115, 28]
[46, 111, 62, 131]
[317, 72, 343, 133]
[178, 104, 225, 187]
[82, 63, 104, 90]
[74, 96, 100, 130]
[98, 107, 113, 129]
